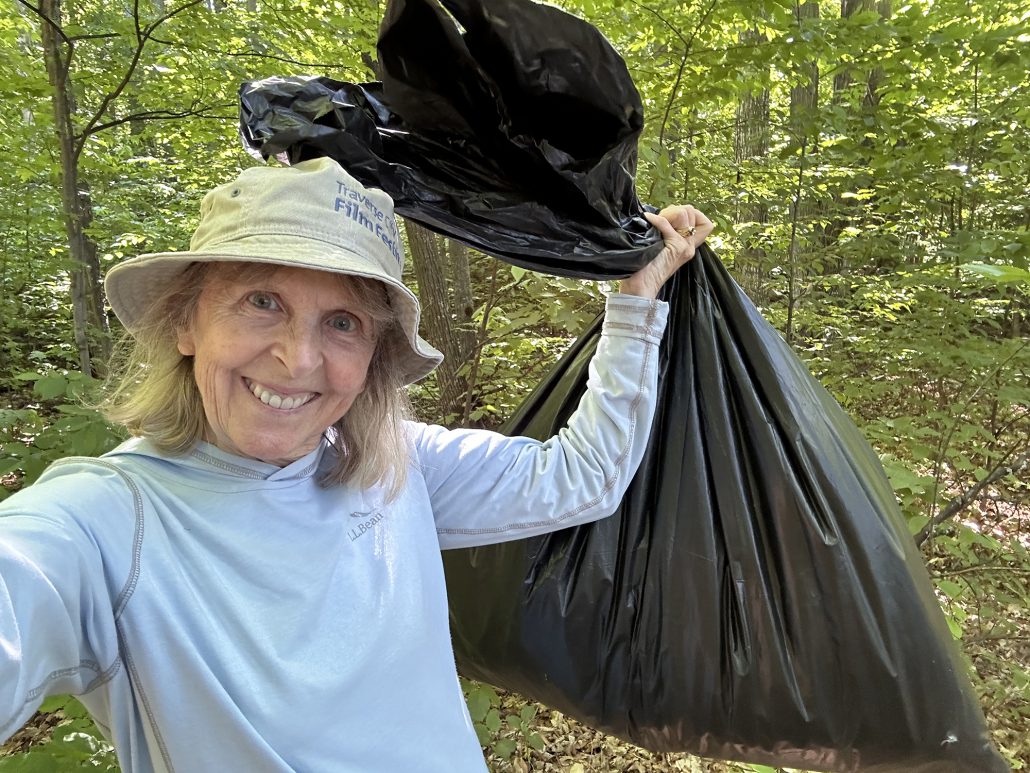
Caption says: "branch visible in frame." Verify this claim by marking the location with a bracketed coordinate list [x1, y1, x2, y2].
[73, 0, 204, 163]
[68, 32, 120, 42]
[635, 0, 718, 200]
[148, 36, 346, 70]
[18, 0, 76, 84]
[654, 0, 718, 148]
[927, 339, 1029, 526]
[81, 104, 236, 136]
[17, 0, 70, 46]
[915, 446, 1030, 546]
[629, 0, 689, 47]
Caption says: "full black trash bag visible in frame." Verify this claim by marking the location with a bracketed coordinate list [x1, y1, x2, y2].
[237, 0, 1005, 768]
[444, 245, 1007, 773]
[239, 0, 663, 279]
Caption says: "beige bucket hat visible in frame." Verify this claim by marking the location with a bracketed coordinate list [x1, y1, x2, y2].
[105, 157, 443, 384]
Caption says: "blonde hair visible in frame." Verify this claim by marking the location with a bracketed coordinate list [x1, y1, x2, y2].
[101, 261, 412, 498]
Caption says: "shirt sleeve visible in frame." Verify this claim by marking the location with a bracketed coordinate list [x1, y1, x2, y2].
[410, 293, 668, 550]
[0, 466, 127, 743]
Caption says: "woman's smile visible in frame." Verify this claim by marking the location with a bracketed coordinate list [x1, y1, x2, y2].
[243, 378, 319, 411]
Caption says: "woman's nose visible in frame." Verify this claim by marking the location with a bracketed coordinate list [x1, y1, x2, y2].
[273, 325, 322, 376]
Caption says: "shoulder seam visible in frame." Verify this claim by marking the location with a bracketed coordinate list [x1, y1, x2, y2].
[48, 458, 176, 771]
[49, 458, 144, 620]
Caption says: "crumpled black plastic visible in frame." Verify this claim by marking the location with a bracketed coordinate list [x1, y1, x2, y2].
[444, 245, 1008, 773]
[238, 0, 663, 279]
[237, 0, 1006, 769]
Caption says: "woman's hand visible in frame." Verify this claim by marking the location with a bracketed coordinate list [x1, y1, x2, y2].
[619, 205, 715, 299]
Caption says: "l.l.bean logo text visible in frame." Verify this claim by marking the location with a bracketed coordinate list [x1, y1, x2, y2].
[348, 509, 386, 542]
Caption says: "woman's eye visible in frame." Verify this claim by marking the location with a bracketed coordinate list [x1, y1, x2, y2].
[247, 292, 278, 311]
[329, 314, 358, 333]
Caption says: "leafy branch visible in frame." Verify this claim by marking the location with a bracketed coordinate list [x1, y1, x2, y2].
[74, 0, 205, 162]
[634, 0, 719, 150]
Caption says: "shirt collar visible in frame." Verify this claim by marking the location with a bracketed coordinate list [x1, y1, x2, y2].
[109, 436, 327, 483]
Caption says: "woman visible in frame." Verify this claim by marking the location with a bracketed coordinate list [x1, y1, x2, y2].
[0, 157, 712, 771]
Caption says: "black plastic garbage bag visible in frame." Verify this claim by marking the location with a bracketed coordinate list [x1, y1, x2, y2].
[239, 0, 663, 279]
[443, 245, 1007, 773]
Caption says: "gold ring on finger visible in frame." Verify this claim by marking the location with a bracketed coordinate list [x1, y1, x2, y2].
[677, 226, 697, 238]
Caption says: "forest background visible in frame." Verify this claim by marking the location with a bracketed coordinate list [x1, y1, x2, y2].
[0, 0, 1027, 770]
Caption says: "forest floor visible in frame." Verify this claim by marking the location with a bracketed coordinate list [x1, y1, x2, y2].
[483, 678, 1028, 772]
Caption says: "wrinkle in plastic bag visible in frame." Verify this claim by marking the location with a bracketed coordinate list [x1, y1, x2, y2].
[239, 0, 663, 278]
[443, 248, 1008, 772]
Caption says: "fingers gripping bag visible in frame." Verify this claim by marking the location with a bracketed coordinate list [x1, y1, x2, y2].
[238, 0, 1008, 770]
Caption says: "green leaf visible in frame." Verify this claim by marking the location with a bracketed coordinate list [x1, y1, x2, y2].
[34, 374, 67, 400]
[938, 579, 964, 599]
[492, 738, 516, 759]
[466, 688, 492, 722]
[945, 615, 963, 640]
[473, 722, 492, 747]
[484, 708, 502, 733]
[907, 515, 929, 536]
[960, 263, 1030, 285]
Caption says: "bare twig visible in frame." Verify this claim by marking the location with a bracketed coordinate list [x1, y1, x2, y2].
[927, 340, 1029, 534]
[83, 104, 235, 136]
[935, 563, 1030, 578]
[916, 446, 1030, 546]
[148, 36, 344, 70]
[68, 32, 120, 42]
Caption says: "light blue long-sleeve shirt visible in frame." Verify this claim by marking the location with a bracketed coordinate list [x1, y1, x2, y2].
[0, 295, 668, 772]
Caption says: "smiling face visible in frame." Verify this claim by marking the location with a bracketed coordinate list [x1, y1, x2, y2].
[176, 264, 380, 466]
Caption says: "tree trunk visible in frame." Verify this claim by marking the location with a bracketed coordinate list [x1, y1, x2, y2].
[733, 27, 770, 300]
[833, 0, 873, 100]
[786, 0, 820, 300]
[405, 220, 471, 421]
[40, 0, 109, 376]
[446, 239, 476, 359]
[789, 2, 820, 138]
[863, 0, 892, 109]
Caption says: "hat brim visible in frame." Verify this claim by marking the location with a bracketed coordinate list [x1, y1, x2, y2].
[105, 237, 443, 385]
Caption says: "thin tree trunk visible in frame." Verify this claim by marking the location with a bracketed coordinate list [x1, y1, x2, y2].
[406, 221, 468, 421]
[833, 0, 872, 99]
[40, 0, 108, 375]
[785, 137, 808, 344]
[446, 239, 476, 359]
[788, 1, 820, 283]
[733, 25, 770, 301]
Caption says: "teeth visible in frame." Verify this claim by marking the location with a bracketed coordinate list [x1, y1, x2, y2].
[247, 380, 315, 411]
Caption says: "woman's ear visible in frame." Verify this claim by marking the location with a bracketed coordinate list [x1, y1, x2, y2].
[176, 326, 196, 357]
